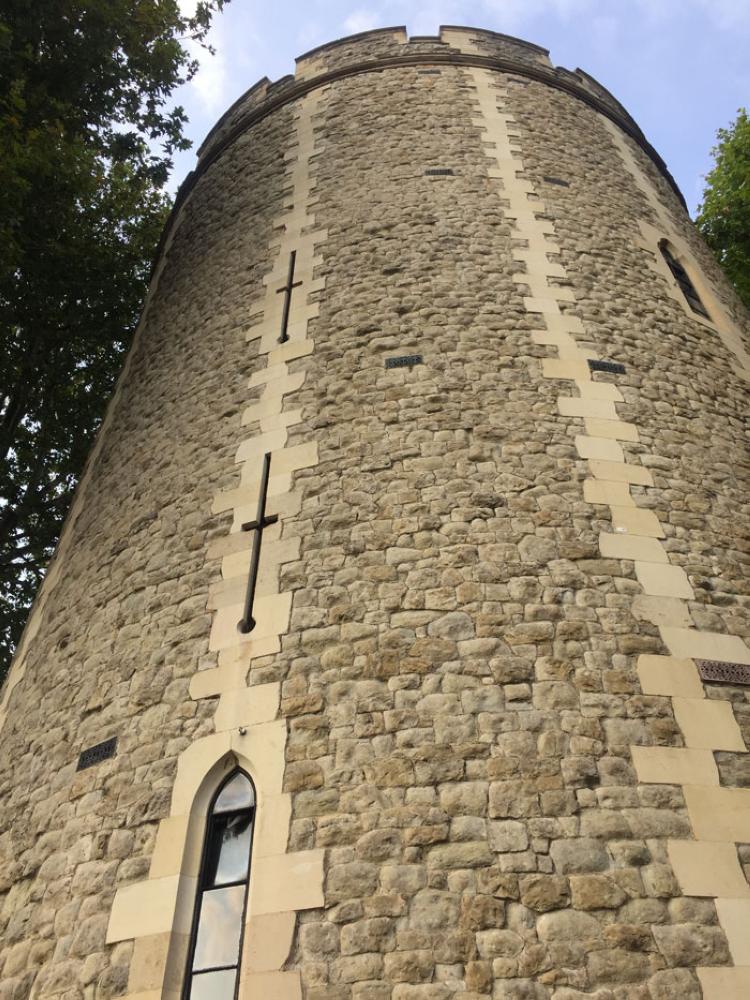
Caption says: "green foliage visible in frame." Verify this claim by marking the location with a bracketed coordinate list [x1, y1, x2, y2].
[697, 108, 750, 311]
[0, 0, 227, 679]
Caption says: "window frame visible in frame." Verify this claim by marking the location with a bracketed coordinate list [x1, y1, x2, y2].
[659, 239, 711, 319]
[182, 769, 256, 1000]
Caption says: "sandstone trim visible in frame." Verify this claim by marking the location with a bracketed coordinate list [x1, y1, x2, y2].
[165, 28, 684, 305]
[467, 62, 750, 1000]
[104, 87, 328, 1000]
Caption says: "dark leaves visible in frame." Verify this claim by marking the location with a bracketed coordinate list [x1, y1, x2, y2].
[0, 0, 228, 678]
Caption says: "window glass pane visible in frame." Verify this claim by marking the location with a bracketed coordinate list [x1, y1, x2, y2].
[214, 773, 254, 813]
[192, 885, 245, 971]
[190, 968, 237, 999]
[205, 812, 253, 887]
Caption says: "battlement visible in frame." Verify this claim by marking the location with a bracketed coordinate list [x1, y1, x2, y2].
[196, 25, 640, 168]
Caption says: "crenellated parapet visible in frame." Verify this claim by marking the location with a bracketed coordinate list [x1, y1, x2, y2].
[194, 25, 671, 205]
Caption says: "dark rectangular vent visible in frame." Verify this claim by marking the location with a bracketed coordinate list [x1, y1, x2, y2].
[543, 176, 570, 187]
[418, 69, 442, 75]
[77, 737, 117, 771]
[588, 359, 626, 375]
[696, 660, 750, 686]
[424, 168, 454, 176]
[386, 355, 423, 369]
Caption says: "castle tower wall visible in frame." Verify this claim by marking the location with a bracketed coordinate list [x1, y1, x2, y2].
[1, 26, 750, 1000]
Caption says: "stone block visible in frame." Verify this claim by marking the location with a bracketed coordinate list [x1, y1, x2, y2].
[239, 971, 302, 1000]
[537, 910, 602, 940]
[630, 745, 719, 786]
[667, 840, 750, 897]
[672, 697, 745, 751]
[583, 479, 634, 506]
[518, 874, 570, 912]
[697, 967, 750, 1000]
[714, 897, 750, 965]
[550, 838, 609, 873]
[488, 821, 529, 853]
[636, 655, 704, 698]
[584, 417, 639, 442]
[569, 874, 627, 910]
[684, 785, 750, 841]
[634, 562, 694, 600]
[652, 922, 730, 966]
[249, 849, 324, 915]
[575, 435, 625, 462]
[243, 911, 296, 973]
[610, 506, 665, 538]
[632, 595, 692, 628]
[588, 459, 653, 485]
[575, 378, 624, 401]
[659, 628, 750, 664]
[558, 397, 618, 419]
[599, 532, 668, 562]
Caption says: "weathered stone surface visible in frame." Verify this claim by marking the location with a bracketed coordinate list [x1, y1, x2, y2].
[1, 23, 749, 1000]
[569, 874, 628, 910]
[550, 839, 610, 874]
[489, 821, 529, 853]
[652, 923, 731, 966]
[537, 911, 602, 941]
[586, 947, 651, 985]
[648, 968, 702, 1000]
[519, 875, 570, 913]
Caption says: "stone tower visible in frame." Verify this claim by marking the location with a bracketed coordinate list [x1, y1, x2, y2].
[1, 24, 750, 1000]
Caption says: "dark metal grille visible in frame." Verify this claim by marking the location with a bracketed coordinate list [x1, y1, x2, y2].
[588, 359, 626, 375]
[543, 176, 570, 187]
[385, 355, 423, 369]
[77, 737, 117, 771]
[696, 660, 750, 686]
[424, 168, 454, 176]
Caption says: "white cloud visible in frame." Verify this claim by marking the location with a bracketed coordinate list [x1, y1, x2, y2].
[344, 9, 384, 33]
[589, 13, 619, 55]
[176, 0, 230, 114]
[632, 0, 750, 31]
[695, 0, 750, 30]
[480, 0, 597, 29]
[410, 4, 464, 34]
[190, 41, 228, 113]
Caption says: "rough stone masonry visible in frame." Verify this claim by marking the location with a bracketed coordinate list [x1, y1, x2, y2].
[1, 24, 750, 1000]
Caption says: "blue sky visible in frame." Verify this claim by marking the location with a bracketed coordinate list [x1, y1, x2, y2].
[175, 0, 750, 215]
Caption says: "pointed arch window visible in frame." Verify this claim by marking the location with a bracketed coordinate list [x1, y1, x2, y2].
[659, 241, 710, 319]
[184, 770, 255, 999]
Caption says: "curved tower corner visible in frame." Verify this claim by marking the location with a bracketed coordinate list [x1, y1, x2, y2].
[1, 24, 750, 1000]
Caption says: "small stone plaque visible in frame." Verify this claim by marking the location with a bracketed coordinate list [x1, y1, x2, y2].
[418, 69, 442, 75]
[588, 359, 626, 376]
[77, 737, 117, 771]
[424, 168, 454, 176]
[385, 354, 423, 369]
[543, 175, 570, 187]
[696, 660, 750, 686]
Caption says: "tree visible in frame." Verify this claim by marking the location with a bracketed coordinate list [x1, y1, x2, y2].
[0, 0, 227, 680]
[697, 108, 750, 311]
